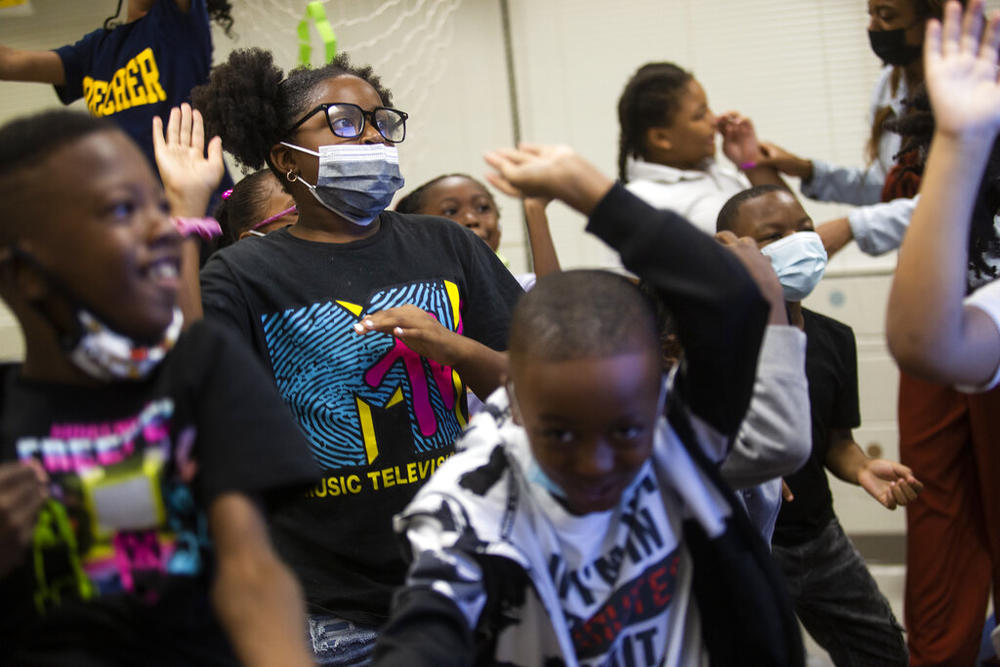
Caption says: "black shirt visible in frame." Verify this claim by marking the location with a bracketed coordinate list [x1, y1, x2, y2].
[0, 320, 318, 665]
[773, 308, 861, 547]
[200, 211, 523, 624]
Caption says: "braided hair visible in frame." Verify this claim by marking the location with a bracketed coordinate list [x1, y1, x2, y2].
[886, 82, 1000, 286]
[616, 63, 691, 182]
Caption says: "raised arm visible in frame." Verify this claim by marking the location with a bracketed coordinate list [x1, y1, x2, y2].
[0, 45, 65, 84]
[485, 144, 769, 435]
[153, 103, 225, 326]
[887, 0, 1000, 387]
[522, 197, 560, 278]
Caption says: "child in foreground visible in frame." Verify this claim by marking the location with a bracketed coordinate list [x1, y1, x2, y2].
[718, 184, 921, 665]
[0, 110, 317, 666]
[371, 144, 804, 666]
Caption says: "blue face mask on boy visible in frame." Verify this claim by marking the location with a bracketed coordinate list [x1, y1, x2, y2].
[761, 231, 828, 302]
[280, 142, 404, 226]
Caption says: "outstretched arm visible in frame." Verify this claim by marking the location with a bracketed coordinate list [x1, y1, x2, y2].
[824, 430, 923, 510]
[485, 144, 768, 435]
[887, 0, 1000, 387]
[522, 197, 560, 278]
[153, 103, 225, 326]
[0, 45, 65, 84]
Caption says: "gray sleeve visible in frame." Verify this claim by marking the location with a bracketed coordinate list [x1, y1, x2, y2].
[846, 196, 917, 256]
[720, 325, 811, 489]
[801, 159, 886, 207]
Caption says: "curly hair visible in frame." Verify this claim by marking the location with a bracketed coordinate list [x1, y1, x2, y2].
[191, 48, 394, 173]
[616, 63, 692, 183]
[885, 82, 1000, 287]
[103, 0, 235, 36]
[395, 173, 497, 215]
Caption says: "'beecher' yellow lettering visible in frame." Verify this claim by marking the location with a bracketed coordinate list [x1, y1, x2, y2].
[81, 47, 166, 118]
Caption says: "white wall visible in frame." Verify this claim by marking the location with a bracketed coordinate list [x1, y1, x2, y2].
[4, 0, 995, 535]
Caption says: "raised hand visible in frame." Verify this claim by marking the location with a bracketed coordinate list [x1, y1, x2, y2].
[857, 459, 923, 510]
[484, 143, 613, 216]
[925, 0, 1000, 140]
[152, 103, 225, 217]
[718, 111, 763, 166]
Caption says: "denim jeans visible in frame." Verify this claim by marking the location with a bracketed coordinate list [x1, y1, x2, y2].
[772, 518, 907, 667]
[307, 614, 378, 666]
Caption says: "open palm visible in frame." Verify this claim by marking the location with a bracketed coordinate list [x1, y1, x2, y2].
[925, 0, 1000, 138]
[152, 103, 224, 215]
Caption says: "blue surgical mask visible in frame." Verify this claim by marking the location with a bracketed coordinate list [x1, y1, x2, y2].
[280, 142, 404, 226]
[761, 231, 828, 302]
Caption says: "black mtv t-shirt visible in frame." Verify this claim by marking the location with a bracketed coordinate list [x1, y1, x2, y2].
[200, 211, 523, 625]
[0, 320, 318, 665]
[773, 308, 861, 547]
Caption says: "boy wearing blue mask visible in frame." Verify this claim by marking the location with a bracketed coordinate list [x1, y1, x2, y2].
[371, 145, 805, 666]
[717, 184, 922, 667]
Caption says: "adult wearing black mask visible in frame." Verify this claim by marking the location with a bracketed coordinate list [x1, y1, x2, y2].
[753, 1, 957, 260]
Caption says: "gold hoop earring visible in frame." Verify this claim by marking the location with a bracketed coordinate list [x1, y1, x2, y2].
[286, 169, 297, 183]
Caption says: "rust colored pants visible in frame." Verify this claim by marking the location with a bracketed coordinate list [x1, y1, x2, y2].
[900, 372, 1000, 666]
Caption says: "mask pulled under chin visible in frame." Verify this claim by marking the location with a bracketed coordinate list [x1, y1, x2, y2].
[281, 142, 405, 226]
[68, 307, 183, 382]
[761, 231, 828, 302]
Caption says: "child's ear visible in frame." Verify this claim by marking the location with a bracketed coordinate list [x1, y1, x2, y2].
[269, 143, 299, 180]
[646, 127, 673, 154]
[0, 248, 47, 302]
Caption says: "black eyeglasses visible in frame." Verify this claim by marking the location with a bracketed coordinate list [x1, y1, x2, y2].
[285, 103, 408, 143]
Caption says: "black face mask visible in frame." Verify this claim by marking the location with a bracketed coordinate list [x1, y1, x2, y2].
[868, 28, 922, 66]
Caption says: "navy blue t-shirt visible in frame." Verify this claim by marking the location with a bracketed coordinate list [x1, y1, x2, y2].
[53, 0, 232, 204]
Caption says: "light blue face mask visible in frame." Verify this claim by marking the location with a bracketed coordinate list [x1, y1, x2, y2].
[280, 142, 404, 226]
[761, 231, 828, 302]
[517, 376, 668, 501]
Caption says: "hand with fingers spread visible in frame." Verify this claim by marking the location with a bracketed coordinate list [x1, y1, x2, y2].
[483, 144, 613, 216]
[0, 461, 49, 578]
[153, 103, 225, 217]
[857, 459, 924, 510]
[924, 0, 1000, 141]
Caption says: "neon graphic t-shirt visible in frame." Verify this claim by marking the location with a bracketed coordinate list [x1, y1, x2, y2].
[200, 211, 523, 625]
[0, 321, 318, 663]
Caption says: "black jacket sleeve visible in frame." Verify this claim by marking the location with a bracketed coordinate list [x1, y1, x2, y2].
[586, 184, 769, 437]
